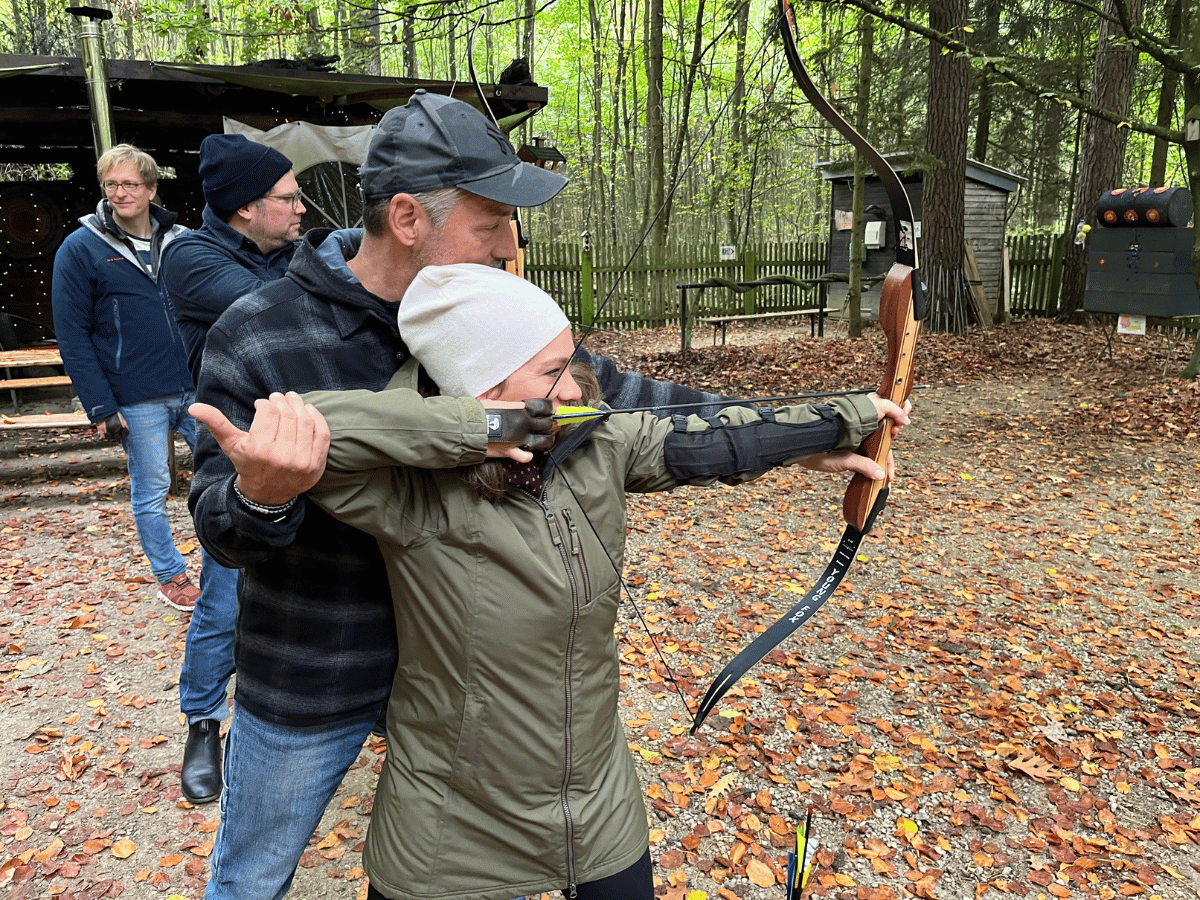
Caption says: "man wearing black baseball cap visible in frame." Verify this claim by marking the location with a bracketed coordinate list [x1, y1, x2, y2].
[187, 91, 730, 900]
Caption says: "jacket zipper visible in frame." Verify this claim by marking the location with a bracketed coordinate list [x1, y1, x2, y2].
[560, 509, 593, 606]
[113, 299, 122, 371]
[542, 500, 580, 896]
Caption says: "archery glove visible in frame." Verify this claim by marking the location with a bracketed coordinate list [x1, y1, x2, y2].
[483, 399, 556, 451]
[101, 412, 128, 442]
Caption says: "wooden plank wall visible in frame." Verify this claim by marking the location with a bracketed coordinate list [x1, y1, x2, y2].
[963, 181, 1009, 318]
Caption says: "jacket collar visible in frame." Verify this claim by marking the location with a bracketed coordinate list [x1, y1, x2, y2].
[199, 204, 297, 261]
[286, 228, 402, 344]
[90, 197, 179, 239]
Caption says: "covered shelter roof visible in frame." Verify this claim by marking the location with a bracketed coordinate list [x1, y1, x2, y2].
[0, 54, 549, 173]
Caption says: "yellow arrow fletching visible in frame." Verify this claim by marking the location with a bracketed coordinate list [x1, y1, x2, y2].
[553, 406, 605, 421]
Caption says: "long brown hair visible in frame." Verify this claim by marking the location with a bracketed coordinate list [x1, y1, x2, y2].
[461, 360, 603, 503]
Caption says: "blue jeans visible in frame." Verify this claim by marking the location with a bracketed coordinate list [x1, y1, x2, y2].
[179, 556, 238, 722]
[205, 705, 380, 900]
[119, 392, 239, 722]
[119, 391, 197, 583]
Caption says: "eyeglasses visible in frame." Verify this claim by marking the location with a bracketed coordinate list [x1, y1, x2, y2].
[101, 180, 146, 193]
[263, 191, 304, 210]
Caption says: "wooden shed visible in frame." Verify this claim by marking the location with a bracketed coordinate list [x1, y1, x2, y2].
[817, 154, 1022, 320]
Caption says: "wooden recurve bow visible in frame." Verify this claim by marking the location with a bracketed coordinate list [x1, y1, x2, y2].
[690, 0, 926, 733]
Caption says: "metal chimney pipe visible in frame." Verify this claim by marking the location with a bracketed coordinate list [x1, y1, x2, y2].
[67, 6, 116, 159]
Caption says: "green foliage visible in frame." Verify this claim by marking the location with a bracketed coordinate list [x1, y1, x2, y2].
[1, 2, 74, 55]
[4, 0, 1189, 247]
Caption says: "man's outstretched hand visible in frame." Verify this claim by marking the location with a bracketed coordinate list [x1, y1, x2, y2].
[190, 392, 330, 506]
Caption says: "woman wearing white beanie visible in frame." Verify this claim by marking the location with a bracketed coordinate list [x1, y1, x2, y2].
[196, 263, 911, 900]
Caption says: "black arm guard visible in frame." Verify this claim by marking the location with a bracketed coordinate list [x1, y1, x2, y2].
[663, 406, 841, 480]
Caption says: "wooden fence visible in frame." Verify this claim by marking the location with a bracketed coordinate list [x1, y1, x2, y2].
[529, 235, 1198, 334]
[525, 241, 827, 330]
[1007, 233, 1067, 318]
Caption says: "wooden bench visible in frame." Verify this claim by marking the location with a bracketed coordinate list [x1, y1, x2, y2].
[0, 374, 73, 391]
[696, 308, 838, 345]
[0, 411, 91, 432]
[1, 345, 73, 414]
[676, 274, 863, 351]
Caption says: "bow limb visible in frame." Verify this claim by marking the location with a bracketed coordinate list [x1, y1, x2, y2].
[690, 5, 926, 734]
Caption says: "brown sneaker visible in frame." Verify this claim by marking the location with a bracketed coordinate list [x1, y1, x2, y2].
[158, 572, 199, 611]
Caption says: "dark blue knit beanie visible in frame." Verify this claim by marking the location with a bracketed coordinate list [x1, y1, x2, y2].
[198, 134, 294, 220]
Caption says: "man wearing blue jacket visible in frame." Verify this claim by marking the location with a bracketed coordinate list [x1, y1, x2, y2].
[51, 142, 235, 806]
[159, 134, 304, 806]
[51, 143, 202, 612]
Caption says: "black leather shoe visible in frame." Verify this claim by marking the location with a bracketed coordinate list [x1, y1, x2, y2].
[181, 719, 222, 804]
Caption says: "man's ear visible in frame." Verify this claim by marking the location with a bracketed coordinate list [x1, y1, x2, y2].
[233, 202, 257, 225]
[388, 194, 425, 248]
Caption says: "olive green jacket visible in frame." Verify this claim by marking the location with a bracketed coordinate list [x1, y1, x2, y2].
[305, 364, 878, 900]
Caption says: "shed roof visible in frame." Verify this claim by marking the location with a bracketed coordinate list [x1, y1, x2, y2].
[817, 152, 1023, 194]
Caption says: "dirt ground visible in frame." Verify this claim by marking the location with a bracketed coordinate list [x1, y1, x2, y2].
[2, 317, 1198, 900]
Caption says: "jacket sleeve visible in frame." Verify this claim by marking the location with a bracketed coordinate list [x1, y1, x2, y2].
[582, 348, 735, 415]
[306, 375, 490, 475]
[50, 235, 118, 422]
[189, 320, 307, 567]
[302, 378, 490, 542]
[161, 238, 268, 380]
[620, 394, 880, 493]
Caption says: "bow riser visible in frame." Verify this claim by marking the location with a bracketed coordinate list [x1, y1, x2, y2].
[842, 265, 921, 532]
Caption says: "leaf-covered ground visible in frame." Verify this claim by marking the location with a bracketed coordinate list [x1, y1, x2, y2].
[2, 319, 1198, 900]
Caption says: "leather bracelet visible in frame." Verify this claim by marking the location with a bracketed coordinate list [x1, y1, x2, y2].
[233, 482, 298, 518]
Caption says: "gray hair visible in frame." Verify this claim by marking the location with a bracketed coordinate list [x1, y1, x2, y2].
[361, 186, 465, 237]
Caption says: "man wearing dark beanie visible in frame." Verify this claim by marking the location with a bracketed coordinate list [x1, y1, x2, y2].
[163, 133, 304, 379]
[159, 132, 304, 807]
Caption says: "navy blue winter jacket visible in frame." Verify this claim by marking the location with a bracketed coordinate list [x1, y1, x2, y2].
[51, 200, 193, 422]
[160, 205, 298, 382]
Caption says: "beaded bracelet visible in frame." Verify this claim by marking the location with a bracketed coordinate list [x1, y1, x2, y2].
[233, 482, 298, 518]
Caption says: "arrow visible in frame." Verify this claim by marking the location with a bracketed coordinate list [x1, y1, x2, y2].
[553, 386, 929, 421]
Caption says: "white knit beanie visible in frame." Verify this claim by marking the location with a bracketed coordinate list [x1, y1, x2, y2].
[397, 263, 571, 398]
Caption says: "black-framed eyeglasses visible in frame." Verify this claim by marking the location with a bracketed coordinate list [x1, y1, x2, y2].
[263, 191, 304, 210]
[102, 181, 146, 193]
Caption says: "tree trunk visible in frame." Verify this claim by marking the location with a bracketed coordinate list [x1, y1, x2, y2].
[973, 0, 1003, 162]
[644, 0, 667, 291]
[726, 0, 749, 243]
[1149, 0, 1182, 188]
[847, 14, 874, 339]
[402, 12, 415, 78]
[923, 0, 972, 333]
[1058, 0, 1143, 319]
[1181, 0, 1200, 379]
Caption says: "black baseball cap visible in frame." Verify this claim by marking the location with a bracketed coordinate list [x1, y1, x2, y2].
[359, 90, 566, 207]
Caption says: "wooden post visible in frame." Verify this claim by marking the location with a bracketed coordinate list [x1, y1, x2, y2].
[1048, 234, 1066, 317]
[742, 248, 757, 315]
[579, 233, 594, 331]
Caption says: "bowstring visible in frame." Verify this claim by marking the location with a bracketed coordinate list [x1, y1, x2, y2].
[533, 15, 785, 725]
